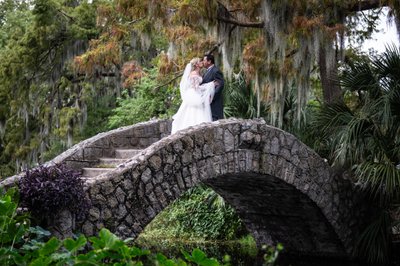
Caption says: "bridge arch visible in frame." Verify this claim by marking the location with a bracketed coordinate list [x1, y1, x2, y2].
[72, 118, 366, 257]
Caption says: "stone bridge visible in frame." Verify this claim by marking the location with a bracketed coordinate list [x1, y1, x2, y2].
[1, 119, 368, 258]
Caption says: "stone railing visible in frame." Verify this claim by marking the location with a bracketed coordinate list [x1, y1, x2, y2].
[0, 119, 172, 189]
[0, 118, 372, 258]
[64, 118, 367, 257]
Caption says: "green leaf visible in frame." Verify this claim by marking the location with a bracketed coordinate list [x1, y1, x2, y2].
[74, 250, 100, 265]
[50, 252, 71, 262]
[38, 237, 61, 256]
[191, 248, 206, 261]
[28, 226, 51, 238]
[95, 228, 123, 250]
[30, 257, 52, 266]
[200, 258, 220, 266]
[155, 253, 179, 266]
[64, 234, 87, 253]
[181, 250, 191, 261]
[130, 246, 150, 257]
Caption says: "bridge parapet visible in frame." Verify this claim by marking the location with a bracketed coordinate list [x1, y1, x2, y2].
[72, 118, 367, 257]
[0, 119, 171, 189]
[1, 118, 368, 259]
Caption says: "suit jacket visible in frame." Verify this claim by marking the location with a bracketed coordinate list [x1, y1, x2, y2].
[201, 65, 224, 120]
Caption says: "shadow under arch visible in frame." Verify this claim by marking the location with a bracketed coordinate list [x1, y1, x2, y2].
[59, 119, 366, 258]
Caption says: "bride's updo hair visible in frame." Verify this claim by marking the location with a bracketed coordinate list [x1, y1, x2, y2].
[190, 57, 202, 69]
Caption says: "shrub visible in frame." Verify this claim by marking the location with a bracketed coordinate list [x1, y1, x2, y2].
[107, 68, 180, 129]
[142, 185, 245, 241]
[1, 191, 282, 265]
[0, 188, 29, 247]
[18, 164, 90, 222]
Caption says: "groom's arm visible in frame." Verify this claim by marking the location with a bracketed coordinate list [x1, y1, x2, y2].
[214, 69, 224, 95]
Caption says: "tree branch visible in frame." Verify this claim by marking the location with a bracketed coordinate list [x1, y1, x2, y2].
[57, 8, 75, 22]
[217, 16, 264, 28]
[347, 0, 388, 13]
[152, 73, 183, 92]
[286, 49, 298, 58]
[128, 16, 145, 24]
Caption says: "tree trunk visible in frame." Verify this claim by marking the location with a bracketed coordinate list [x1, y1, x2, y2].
[67, 118, 74, 148]
[395, 13, 400, 41]
[319, 45, 343, 103]
[255, 72, 260, 118]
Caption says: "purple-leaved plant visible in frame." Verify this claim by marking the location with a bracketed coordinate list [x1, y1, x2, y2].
[19, 164, 90, 222]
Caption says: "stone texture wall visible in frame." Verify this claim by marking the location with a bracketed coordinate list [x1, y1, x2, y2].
[1, 118, 368, 258]
[69, 118, 367, 258]
[0, 119, 171, 188]
[53, 119, 171, 170]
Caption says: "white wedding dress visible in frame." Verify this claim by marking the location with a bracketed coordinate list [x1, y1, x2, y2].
[171, 64, 215, 134]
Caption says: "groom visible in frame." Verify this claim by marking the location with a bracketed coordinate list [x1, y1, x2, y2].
[201, 54, 224, 121]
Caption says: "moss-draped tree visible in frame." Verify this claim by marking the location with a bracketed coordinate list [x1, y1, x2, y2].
[0, 0, 98, 176]
[77, 0, 400, 128]
[1, 0, 399, 176]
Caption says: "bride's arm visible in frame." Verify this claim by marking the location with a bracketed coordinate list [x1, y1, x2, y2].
[190, 76, 201, 90]
[199, 81, 216, 103]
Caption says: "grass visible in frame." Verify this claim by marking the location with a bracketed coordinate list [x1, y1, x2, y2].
[135, 233, 258, 265]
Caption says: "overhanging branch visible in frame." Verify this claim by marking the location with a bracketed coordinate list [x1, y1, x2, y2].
[217, 16, 264, 28]
[347, 0, 389, 13]
[217, 1, 390, 28]
[152, 72, 183, 92]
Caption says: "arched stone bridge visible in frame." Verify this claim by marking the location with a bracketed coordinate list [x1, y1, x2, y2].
[1, 119, 368, 258]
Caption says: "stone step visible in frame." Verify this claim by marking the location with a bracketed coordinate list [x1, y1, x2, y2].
[97, 158, 126, 167]
[115, 149, 142, 159]
[81, 167, 115, 178]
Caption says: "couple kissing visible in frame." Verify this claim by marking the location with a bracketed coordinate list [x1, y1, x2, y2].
[171, 54, 224, 134]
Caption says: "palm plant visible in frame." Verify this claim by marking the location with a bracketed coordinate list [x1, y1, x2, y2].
[311, 46, 400, 264]
[223, 74, 269, 119]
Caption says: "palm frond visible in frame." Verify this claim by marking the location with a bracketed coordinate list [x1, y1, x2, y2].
[322, 45, 400, 263]
[332, 115, 375, 166]
[340, 60, 379, 95]
[311, 102, 353, 141]
[223, 74, 268, 119]
[386, 88, 400, 137]
[355, 161, 400, 203]
[354, 211, 392, 265]
[373, 45, 400, 90]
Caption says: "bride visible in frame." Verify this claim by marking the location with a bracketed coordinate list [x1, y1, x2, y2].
[171, 58, 216, 134]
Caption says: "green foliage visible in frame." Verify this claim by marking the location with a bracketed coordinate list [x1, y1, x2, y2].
[40, 139, 66, 162]
[0, 188, 29, 248]
[0, 188, 52, 266]
[108, 68, 180, 129]
[0, 0, 100, 176]
[182, 248, 219, 266]
[79, 95, 115, 139]
[309, 46, 400, 264]
[354, 211, 392, 265]
[0, 0, 31, 48]
[261, 243, 283, 266]
[223, 74, 268, 119]
[141, 186, 245, 241]
[0, 190, 282, 265]
[136, 233, 258, 265]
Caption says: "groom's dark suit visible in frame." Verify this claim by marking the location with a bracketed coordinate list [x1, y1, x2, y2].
[201, 65, 224, 120]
